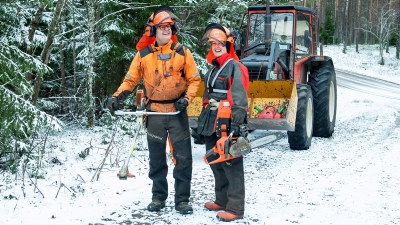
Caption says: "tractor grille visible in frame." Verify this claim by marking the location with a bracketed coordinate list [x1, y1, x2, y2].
[248, 67, 268, 80]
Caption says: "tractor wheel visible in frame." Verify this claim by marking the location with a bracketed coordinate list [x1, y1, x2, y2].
[308, 64, 337, 137]
[287, 84, 313, 150]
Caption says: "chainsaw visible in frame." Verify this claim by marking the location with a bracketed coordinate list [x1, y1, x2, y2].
[203, 100, 251, 165]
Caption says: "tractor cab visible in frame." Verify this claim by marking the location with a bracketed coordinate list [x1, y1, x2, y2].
[238, 5, 318, 84]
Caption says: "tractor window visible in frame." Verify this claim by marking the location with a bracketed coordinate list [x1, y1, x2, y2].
[248, 12, 293, 48]
[295, 13, 311, 60]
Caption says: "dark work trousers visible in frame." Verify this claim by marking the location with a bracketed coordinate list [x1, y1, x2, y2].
[146, 110, 193, 205]
[204, 133, 245, 216]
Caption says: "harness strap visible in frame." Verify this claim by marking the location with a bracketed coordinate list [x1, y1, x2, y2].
[206, 58, 234, 94]
[139, 45, 154, 58]
[141, 42, 187, 105]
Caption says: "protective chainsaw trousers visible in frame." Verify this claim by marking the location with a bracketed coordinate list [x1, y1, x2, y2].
[204, 133, 245, 216]
[146, 111, 193, 205]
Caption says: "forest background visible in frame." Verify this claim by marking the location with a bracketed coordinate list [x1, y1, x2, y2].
[0, 0, 399, 179]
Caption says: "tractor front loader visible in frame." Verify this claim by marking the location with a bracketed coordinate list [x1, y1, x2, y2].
[188, 1, 337, 150]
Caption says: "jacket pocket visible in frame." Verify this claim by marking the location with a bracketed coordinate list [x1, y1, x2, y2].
[197, 106, 218, 136]
[151, 75, 187, 101]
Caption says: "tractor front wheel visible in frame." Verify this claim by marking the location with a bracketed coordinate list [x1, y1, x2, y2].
[288, 84, 313, 150]
[308, 64, 337, 137]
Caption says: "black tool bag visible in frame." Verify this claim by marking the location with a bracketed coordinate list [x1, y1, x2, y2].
[196, 105, 218, 136]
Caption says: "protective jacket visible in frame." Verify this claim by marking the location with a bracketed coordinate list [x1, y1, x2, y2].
[203, 54, 248, 110]
[197, 53, 248, 136]
[113, 40, 201, 112]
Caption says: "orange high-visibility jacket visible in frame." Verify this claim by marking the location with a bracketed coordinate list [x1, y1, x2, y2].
[113, 40, 201, 112]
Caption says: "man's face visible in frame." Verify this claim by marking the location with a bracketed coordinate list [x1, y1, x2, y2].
[211, 41, 227, 57]
[155, 23, 172, 46]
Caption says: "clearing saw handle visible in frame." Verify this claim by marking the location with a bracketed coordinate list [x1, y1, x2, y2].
[114, 110, 181, 116]
[224, 131, 235, 159]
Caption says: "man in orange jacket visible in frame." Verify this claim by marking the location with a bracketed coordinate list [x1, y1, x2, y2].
[107, 5, 201, 215]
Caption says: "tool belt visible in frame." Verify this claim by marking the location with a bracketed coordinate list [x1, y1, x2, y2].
[197, 99, 220, 136]
[146, 98, 180, 113]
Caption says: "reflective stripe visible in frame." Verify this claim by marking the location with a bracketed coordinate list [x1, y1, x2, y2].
[157, 53, 172, 60]
[211, 89, 228, 93]
[206, 58, 234, 93]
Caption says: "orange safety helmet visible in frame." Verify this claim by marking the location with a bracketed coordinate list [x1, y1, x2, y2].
[202, 23, 238, 63]
[202, 25, 234, 45]
[136, 9, 178, 50]
[153, 11, 175, 25]
[148, 5, 179, 37]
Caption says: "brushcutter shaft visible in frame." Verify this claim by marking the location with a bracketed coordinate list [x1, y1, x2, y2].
[114, 110, 180, 116]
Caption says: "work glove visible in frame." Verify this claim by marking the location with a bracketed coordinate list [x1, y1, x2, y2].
[106, 90, 132, 113]
[232, 107, 247, 124]
[230, 123, 241, 136]
[174, 97, 188, 111]
[191, 127, 205, 145]
[106, 97, 119, 113]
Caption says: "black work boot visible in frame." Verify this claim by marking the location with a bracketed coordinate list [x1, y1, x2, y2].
[147, 200, 165, 212]
[175, 201, 193, 214]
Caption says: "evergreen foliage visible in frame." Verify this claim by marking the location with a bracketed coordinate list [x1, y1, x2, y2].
[320, 10, 335, 44]
[0, 42, 62, 171]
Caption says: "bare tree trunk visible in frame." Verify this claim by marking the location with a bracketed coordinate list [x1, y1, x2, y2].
[25, 4, 45, 83]
[334, 0, 339, 43]
[356, 0, 362, 52]
[397, 31, 400, 59]
[59, 22, 67, 114]
[397, 0, 400, 59]
[368, 0, 373, 44]
[85, 0, 97, 127]
[333, 0, 343, 43]
[31, 0, 66, 105]
[72, 0, 77, 94]
[342, 0, 349, 54]
[317, 0, 325, 35]
[27, 3, 45, 56]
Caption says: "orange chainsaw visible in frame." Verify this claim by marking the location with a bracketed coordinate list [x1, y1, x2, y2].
[203, 100, 249, 165]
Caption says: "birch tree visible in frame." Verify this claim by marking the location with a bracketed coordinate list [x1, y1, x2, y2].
[85, 0, 97, 127]
[359, 1, 397, 65]
[342, 0, 349, 53]
[355, 0, 362, 53]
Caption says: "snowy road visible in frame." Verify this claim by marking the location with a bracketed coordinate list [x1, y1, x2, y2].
[236, 71, 400, 225]
[336, 69, 400, 100]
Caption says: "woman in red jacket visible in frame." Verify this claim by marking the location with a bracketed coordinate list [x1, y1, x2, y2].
[197, 23, 249, 222]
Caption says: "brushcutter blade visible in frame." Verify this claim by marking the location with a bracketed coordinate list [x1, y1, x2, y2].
[117, 166, 135, 180]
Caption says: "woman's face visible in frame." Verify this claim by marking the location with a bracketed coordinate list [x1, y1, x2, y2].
[211, 41, 227, 57]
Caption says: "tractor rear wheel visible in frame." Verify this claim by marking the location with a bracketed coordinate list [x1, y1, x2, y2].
[288, 84, 313, 150]
[308, 64, 337, 137]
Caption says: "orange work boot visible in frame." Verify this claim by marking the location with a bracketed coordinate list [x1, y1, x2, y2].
[204, 201, 224, 211]
[216, 211, 243, 222]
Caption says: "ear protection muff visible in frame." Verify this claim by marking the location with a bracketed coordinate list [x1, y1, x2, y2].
[171, 24, 178, 35]
[150, 25, 156, 37]
[226, 41, 231, 53]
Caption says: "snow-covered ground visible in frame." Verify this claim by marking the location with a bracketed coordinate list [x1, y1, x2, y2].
[1, 44, 399, 225]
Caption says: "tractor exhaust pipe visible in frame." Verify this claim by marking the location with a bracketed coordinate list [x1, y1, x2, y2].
[264, 0, 271, 49]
